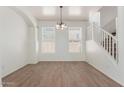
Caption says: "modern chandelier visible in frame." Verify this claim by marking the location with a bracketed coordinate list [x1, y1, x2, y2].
[56, 6, 67, 30]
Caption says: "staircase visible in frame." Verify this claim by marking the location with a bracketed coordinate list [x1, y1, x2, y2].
[87, 23, 118, 62]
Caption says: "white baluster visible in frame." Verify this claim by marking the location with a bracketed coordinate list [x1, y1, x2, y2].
[98, 27, 101, 45]
[112, 39, 115, 59]
[100, 29, 102, 46]
[106, 34, 108, 51]
[109, 36, 111, 55]
[104, 32, 106, 50]
[116, 40, 118, 62]
[101, 28, 103, 47]
[91, 23, 94, 40]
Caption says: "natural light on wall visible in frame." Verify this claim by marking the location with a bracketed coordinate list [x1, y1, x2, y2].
[89, 11, 100, 26]
[42, 6, 56, 16]
[68, 6, 81, 16]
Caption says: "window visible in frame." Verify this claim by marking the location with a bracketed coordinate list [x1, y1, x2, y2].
[41, 27, 55, 53]
[68, 27, 82, 53]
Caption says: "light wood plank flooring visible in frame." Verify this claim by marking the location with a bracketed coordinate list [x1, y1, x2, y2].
[2, 61, 121, 87]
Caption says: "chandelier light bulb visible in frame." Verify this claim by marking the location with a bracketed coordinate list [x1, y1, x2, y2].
[56, 6, 68, 30]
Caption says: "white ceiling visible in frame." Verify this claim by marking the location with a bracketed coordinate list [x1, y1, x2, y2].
[24, 6, 102, 21]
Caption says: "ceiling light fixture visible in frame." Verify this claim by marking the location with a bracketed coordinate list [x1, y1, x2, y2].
[56, 6, 67, 30]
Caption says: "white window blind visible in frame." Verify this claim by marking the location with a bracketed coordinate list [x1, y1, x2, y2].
[68, 27, 82, 53]
[41, 27, 55, 53]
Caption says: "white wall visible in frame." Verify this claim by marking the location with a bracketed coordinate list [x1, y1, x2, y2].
[38, 21, 88, 61]
[13, 7, 39, 64]
[13, 6, 38, 27]
[28, 27, 39, 64]
[0, 8, 3, 86]
[99, 6, 117, 28]
[0, 47, 2, 86]
[117, 6, 124, 86]
[89, 12, 100, 26]
[0, 7, 30, 77]
[86, 7, 124, 86]
[86, 40, 122, 85]
[99, 6, 117, 33]
[10, 7, 39, 65]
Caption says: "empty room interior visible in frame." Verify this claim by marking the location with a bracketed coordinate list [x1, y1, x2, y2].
[0, 6, 124, 87]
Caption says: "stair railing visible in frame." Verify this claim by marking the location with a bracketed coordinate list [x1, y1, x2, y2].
[87, 23, 118, 62]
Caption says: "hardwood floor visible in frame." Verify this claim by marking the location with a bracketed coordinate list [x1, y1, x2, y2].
[2, 61, 121, 87]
